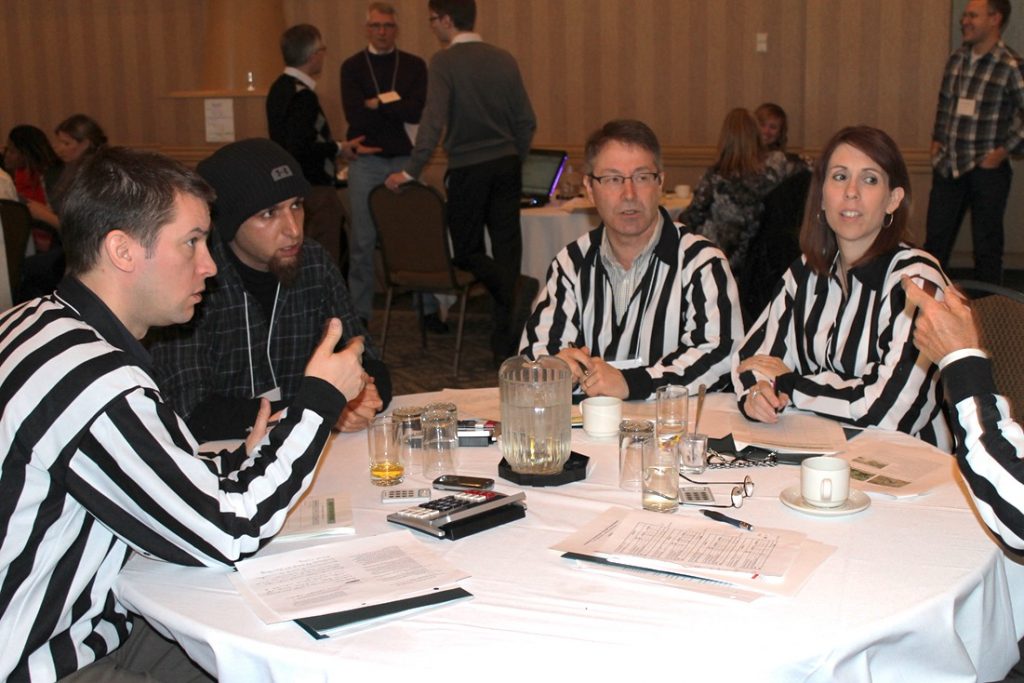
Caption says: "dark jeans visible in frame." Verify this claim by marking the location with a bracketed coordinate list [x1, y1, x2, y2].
[924, 162, 1013, 285]
[444, 154, 523, 344]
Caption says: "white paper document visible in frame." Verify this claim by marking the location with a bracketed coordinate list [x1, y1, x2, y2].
[275, 491, 355, 541]
[728, 411, 848, 453]
[553, 508, 834, 599]
[845, 446, 950, 498]
[230, 531, 470, 624]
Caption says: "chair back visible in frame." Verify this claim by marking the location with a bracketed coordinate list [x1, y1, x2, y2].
[0, 199, 31, 296]
[956, 279, 1024, 419]
[739, 168, 811, 322]
[368, 183, 460, 290]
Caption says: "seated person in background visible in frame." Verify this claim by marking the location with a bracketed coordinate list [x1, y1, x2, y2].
[19, 114, 108, 300]
[150, 138, 391, 440]
[520, 119, 742, 400]
[735, 125, 952, 450]
[903, 276, 1024, 550]
[0, 146, 364, 680]
[679, 108, 803, 274]
[4, 125, 63, 251]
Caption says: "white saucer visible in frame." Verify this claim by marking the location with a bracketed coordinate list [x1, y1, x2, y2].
[779, 486, 871, 517]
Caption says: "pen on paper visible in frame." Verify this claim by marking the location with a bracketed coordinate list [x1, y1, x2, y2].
[699, 509, 754, 532]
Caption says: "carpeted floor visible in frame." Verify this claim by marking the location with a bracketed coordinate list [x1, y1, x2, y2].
[367, 292, 501, 395]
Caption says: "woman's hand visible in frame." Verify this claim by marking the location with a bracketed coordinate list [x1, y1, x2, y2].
[742, 379, 789, 424]
[737, 354, 791, 380]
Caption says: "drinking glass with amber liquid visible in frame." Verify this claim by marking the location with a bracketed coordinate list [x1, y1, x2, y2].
[368, 415, 405, 486]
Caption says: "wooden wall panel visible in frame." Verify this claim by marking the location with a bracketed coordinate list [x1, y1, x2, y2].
[0, 0, 945, 155]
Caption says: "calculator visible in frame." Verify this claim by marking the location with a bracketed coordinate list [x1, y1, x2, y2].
[679, 485, 715, 504]
[387, 490, 527, 539]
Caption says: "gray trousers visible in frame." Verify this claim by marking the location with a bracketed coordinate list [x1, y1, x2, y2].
[60, 618, 213, 683]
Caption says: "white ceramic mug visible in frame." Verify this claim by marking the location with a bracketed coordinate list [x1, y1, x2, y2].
[800, 456, 850, 508]
[581, 396, 622, 438]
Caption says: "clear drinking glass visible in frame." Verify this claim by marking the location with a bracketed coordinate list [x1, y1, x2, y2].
[619, 420, 653, 492]
[643, 433, 679, 513]
[421, 408, 458, 479]
[656, 385, 689, 450]
[680, 433, 709, 475]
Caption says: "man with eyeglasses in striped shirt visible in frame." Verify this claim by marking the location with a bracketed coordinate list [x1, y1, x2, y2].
[0, 147, 365, 681]
[520, 119, 743, 401]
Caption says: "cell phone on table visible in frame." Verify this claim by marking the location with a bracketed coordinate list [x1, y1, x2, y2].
[433, 474, 495, 491]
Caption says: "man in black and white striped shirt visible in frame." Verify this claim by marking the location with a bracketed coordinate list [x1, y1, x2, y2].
[520, 120, 742, 400]
[0, 147, 365, 681]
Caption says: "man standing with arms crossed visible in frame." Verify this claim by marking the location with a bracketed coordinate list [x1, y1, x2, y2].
[385, 0, 537, 363]
[925, 0, 1024, 285]
[342, 2, 429, 325]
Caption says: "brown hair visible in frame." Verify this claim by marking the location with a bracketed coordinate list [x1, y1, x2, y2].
[754, 102, 788, 152]
[800, 126, 911, 275]
[713, 108, 763, 179]
[583, 119, 662, 173]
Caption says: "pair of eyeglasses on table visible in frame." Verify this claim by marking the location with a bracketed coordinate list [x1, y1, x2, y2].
[680, 473, 755, 508]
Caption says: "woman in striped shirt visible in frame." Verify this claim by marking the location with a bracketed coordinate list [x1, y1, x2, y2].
[733, 126, 952, 449]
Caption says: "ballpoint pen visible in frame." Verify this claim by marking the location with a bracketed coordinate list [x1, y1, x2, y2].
[699, 509, 754, 531]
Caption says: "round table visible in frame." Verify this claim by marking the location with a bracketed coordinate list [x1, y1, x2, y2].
[115, 389, 1024, 682]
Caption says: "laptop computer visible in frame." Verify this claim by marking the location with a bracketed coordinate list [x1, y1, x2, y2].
[520, 149, 568, 208]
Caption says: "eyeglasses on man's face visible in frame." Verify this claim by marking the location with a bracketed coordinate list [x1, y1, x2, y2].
[367, 22, 397, 30]
[588, 171, 662, 187]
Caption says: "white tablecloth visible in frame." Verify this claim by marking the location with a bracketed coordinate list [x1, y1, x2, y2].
[520, 195, 691, 282]
[115, 390, 1024, 682]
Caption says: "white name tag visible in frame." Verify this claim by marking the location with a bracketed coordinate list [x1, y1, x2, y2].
[956, 97, 977, 117]
[258, 387, 282, 402]
[378, 90, 401, 104]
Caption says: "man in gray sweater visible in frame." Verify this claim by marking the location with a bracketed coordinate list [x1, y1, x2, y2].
[385, 0, 537, 362]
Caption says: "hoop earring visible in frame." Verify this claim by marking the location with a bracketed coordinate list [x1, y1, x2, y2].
[882, 212, 894, 228]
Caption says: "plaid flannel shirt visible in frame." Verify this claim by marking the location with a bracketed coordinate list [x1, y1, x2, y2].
[932, 41, 1024, 178]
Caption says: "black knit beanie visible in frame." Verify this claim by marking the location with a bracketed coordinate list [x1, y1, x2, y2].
[196, 138, 311, 243]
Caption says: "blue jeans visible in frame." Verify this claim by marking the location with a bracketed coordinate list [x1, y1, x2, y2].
[347, 154, 410, 320]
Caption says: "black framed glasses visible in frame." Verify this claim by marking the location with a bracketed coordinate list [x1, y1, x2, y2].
[588, 171, 661, 187]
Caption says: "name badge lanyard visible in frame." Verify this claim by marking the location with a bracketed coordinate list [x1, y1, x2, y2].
[244, 283, 282, 399]
[365, 49, 400, 98]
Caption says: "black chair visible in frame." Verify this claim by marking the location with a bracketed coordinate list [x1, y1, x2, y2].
[368, 182, 484, 376]
[955, 279, 1024, 420]
[739, 169, 812, 324]
[0, 199, 32, 299]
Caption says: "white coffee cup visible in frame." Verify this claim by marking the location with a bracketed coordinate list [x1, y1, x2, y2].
[581, 396, 622, 439]
[674, 184, 692, 199]
[800, 456, 850, 508]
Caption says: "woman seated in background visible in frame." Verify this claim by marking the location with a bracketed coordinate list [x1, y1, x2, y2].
[733, 126, 951, 450]
[4, 125, 62, 252]
[755, 102, 811, 167]
[679, 108, 802, 274]
[43, 114, 108, 223]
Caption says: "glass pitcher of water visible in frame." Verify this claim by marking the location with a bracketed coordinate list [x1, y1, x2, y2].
[499, 355, 572, 474]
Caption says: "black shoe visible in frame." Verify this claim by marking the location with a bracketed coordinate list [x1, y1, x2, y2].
[423, 312, 449, 334]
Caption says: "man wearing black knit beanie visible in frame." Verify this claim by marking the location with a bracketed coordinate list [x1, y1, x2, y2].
[150, 138, 391, 440]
